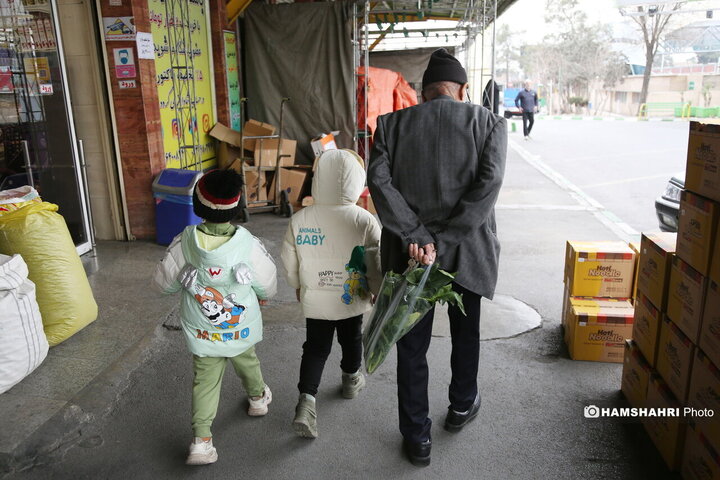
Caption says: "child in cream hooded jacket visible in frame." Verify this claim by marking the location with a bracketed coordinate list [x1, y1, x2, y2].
[281, 149, 381, 438]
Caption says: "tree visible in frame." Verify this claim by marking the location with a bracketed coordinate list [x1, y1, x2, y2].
[622, 2, 684, 111]
[495, 24, 522, 87]
[519, 0, 628, 114]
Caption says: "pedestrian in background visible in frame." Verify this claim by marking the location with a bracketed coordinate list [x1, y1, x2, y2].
[367, 48, 507, 467]
[281, 149, 381, 439]
[153, 169, 277, 466]
[515, 80, 538, 140]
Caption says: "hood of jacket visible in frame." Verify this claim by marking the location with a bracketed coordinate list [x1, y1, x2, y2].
[311, 149, 366, 206]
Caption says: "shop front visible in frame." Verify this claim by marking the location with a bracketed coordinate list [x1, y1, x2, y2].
[96, 0, 230, 240]
[0, 0, 94, 253]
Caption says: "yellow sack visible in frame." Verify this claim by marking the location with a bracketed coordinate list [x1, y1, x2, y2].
[0, 202, 98, 345]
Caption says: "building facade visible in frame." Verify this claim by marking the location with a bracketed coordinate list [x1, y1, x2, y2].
[0, 0, 236, 250]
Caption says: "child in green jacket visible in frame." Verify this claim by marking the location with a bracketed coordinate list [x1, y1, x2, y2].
[153, 169, 277, 465]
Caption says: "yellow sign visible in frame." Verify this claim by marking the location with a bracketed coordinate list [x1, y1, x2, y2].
[148, 0, 215, 169]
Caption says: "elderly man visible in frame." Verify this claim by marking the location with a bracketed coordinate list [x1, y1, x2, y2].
[367, 48, 507, 467]
[515, 81, 538, 140]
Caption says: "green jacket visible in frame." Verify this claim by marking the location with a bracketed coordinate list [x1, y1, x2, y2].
[153, 225, 277, 357]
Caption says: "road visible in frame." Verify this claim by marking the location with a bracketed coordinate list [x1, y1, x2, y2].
[506, 117, 688, 235]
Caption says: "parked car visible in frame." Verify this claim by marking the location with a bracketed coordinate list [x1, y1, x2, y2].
[502, 87, 522, 118]
[655, 173, 684, 232]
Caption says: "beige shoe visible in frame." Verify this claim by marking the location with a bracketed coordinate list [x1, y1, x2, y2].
[342, 370, 366, 399]
[248, 385, 272, 416]
[186, 437, 218, 465]
[292, 394, 318, 439]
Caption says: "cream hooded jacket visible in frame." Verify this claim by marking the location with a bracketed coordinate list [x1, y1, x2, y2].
[281, 150, 381, 320]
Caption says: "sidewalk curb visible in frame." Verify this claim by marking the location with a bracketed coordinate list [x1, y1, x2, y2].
[0, 321, 174, 477]
[529, 115, 700, 122]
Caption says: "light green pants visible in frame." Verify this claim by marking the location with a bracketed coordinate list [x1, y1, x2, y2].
[191, 346, 265, 438]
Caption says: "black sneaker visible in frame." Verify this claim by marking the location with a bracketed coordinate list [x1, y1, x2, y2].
[402, 438, 431, 467]
[444, 393, 481, 432]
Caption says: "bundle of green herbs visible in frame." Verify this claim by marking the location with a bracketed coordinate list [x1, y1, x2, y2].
[363, 263, 465, 374]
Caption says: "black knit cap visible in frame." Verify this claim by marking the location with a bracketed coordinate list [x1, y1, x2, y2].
[421, 48, 468, 89]
[192, 169, 244, 223]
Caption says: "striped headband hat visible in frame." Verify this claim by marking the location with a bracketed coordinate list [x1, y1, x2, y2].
[192, 169, 243, 223]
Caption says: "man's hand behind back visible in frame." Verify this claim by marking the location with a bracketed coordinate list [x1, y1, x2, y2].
[409, 243, 436, 266]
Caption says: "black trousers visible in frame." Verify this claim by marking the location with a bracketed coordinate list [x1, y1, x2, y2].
[396, 283, 482, 443]
[298, 315, 363, 396]
[522, 111, 535, 136]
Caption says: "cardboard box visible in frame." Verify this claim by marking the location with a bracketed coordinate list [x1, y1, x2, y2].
[656, 316, 696, 403]
[562, 283, 572, 345]
[211, 120, 279, 163]
[357, 187, 377, 215]
[564, 241, 636, 298]
[681, 422, 720, 480]
[629, 240, 641, 302]
[310, 131, 339, 158]
[700, 280, 720, 369]
[209, 123, 243, 169]
[685, 121, 720, 203]
[252, 138, 297, 167]
[565, 297, 634, 363]
[243, 170, 267, 205]
[643, 374, 686, 471]
[632, 292, 663, 367]
[710, 220, 720, 285]
[267, 167, 309, 205]
[687, 349, 720, 448]
[226, 157, 242, 174]
[242, 119, 276, 151]
[677, 190, 719, 276]
[621, 340, 653, 408]
[636, 232, 677, 310]
[666, 256, 708, 344]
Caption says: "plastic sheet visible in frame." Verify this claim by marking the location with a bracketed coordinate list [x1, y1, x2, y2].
[363, 263, 463, 374]
[0, 202, 98, 345]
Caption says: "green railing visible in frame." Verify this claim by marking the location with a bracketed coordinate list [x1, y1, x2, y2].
[638, 102, 691, 119]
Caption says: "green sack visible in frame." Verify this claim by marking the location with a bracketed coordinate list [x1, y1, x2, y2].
[362, 262, 465, 374]
[0, 202, 98, 346]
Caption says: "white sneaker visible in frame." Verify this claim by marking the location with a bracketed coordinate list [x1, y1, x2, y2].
[186, 437, 218, 465]
[248, 385, 272, 416]
[524, 136, 529, 141]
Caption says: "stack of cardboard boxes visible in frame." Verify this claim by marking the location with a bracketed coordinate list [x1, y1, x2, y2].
[621, 122, 720, 476]
[209, 120, 310, 209]
[209, 123, 378, 216]
[563, 241, 637, 363]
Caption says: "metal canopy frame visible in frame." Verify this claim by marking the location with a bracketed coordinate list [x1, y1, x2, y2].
[353, 0, 516, 161]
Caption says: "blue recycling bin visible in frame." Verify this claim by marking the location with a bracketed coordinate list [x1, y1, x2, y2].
[152, 169, 204, 245]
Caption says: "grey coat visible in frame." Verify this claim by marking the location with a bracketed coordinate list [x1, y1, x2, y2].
[367, 95, 507, 298]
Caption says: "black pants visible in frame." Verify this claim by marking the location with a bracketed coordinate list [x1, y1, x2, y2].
[522, 111, 535, 136]
[298, 315, 363, 396]
[396, 283, 482, 443]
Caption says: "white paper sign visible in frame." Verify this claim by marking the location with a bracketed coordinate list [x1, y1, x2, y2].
[118, 79, 136, 89]
[136, 32, 154, 60]
[39, 84, 53, 95]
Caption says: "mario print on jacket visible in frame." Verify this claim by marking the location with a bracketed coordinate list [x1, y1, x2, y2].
[193, 285, 246, 329]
